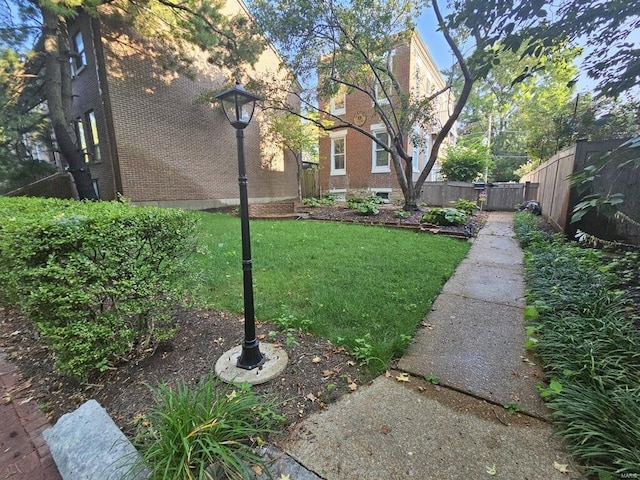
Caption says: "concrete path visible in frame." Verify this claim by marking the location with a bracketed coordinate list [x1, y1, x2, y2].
[282, 212, 582, 479]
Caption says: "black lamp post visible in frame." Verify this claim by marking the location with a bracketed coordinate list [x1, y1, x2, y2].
[215, 83, 264, 370]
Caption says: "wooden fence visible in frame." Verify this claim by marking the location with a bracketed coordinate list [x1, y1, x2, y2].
[4, 172, 77, 199]
[420, 181, 538, 211]
[301, 167, 320, 199]
[520, 138, 639, 245]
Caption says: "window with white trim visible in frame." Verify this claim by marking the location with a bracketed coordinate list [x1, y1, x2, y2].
[70, 31, 87, 76]
[330, 131, 346, 176]
[374, 50, 395, 104]
[330, 92, 346, 115]
[371, 125, 390, 173]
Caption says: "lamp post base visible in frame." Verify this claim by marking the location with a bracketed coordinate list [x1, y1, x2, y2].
[215, 343, 288, 385]
[237, 341, 265, 370]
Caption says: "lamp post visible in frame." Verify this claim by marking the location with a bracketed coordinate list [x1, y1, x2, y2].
[215, 83, 264, 370]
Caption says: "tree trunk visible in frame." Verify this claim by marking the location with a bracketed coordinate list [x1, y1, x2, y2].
[41, 6, 97, 200]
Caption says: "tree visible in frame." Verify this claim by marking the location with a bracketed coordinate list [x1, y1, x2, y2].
[249, 0, 500, 210]
[1, 0, 265, 199]
[455, 43, 582, 180]
[0, 47, 56, 193]
[448, 0, 639, 99]
[440, 144, 491, 182]
[263, 112, 325, 201]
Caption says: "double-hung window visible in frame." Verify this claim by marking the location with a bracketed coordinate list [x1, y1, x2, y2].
[371, 125, 390, 173]
[330, 92, 346, 115]
[70, 31, 87, 76]
[374, 50, 395, 104]
[330, 131, 346, 176]
[74, 110, 101, 163]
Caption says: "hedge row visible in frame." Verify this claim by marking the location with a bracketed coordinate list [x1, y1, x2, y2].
[0, 197, 199, 380]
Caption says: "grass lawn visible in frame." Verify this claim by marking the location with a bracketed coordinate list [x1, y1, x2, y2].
[189, 212, 470, 371]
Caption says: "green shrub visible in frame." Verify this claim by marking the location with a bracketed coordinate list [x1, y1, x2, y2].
[347, 194, 383, 216]
[134, 374, 283, 480]
[421, 207, 467, 226]
[0, 197, 198, 379]
[453, 198, 477, 215]
[515, 210, 640, 476]
[302, 195, 335, 207]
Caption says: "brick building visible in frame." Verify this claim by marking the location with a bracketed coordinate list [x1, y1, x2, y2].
[318, 31, 455, 203]
[66, 0, 298, 209]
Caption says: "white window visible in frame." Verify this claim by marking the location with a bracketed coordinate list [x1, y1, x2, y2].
[330, 92, 346, 115]
[371, 124, 390, 173]
[414, 56, 424, 96]
[330, 131, 346, 176]
[329, 189, 347, 202]
[370, 188, 392, 203]
[70, 31, 87, 76]
[374, 50, 395, 104]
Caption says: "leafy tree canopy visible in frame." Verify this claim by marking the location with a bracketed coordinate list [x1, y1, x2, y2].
[440, 144, 491, 182]
[448, 0, 640, 98]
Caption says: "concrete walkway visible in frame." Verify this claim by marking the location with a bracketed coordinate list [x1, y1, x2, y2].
[281, 212, 582, 479]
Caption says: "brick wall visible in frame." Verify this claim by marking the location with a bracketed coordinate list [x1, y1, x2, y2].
[70, 2, 298, 209]
[6, 172, 77, 199]
[69, 15, 118, 200]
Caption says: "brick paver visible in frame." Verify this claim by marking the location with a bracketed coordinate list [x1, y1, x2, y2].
[0, 354, 61, 480]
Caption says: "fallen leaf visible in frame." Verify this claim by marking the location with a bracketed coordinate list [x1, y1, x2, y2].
[417, 386, 426, 392]
[486, 464, 497, 475]
[279, 475, 291, 480]
[380, 425, 391, 435]
[305, 392, 317, 402]
[396, 373, 410, 383]
[257, 334, 266, 340]
[348, 382, 358, 391]
[252, 465, 263, 476]
[347, 360, 356, 367]
[321, 369, 333, 378]
[553, 461, 570, 474]
[312, 356, 321, 363]
[385, 370, 392, 378]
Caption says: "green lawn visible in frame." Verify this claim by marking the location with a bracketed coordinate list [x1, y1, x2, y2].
[189, 212, 470, 371]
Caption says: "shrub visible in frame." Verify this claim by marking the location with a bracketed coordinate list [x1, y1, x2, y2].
[347, 194, 383, 216]
[302, 195, 335, 207]
[515, 210, 640, 476]
[421, 207, 467, 226]
[453, 198, 477, 216]
[134, 375, 283, 480]
[0, 197, 198, 379]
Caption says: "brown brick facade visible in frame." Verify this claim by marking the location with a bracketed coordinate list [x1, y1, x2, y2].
[67, 2, 298, 209]
[318, 33, 453, 202]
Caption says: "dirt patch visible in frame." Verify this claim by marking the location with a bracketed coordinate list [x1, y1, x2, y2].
[298, 205, 487, 238]
[0, 306, 368, 444]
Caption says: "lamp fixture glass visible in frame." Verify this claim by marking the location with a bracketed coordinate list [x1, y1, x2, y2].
[215, 83, 261, 129]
